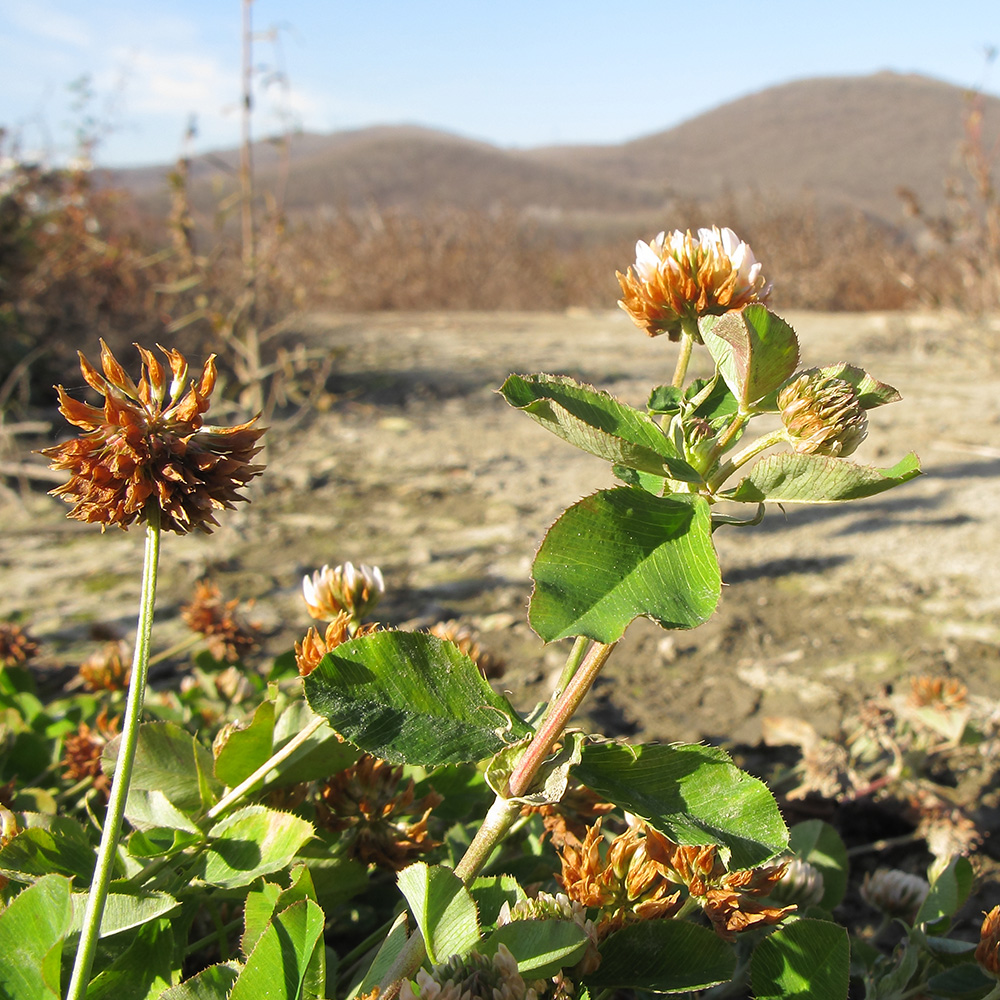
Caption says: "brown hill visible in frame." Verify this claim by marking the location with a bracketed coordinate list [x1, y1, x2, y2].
[531, 71, 1000, 222]
[112, 72, 1000, 229]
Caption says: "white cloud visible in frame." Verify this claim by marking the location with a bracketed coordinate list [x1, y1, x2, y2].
[0, 0, 92, 47]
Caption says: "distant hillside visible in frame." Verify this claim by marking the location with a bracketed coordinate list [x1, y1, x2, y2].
[111, 72, 1000, 230]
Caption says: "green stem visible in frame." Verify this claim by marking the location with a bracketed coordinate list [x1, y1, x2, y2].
[147, 632, 202, 667]
[671, 324, 697, 388]
[378, 640, 618, 998]
[508, 641, 616, 799]
[185, 915, 243, 958]
[533, 637, 589, 732]
[707, 427, 787, 493]
[205, 714, 325, 821]
[66, 515, 162, 1000]
[453, 795, 522, 883]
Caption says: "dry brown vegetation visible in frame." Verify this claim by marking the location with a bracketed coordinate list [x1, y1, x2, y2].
[4, 72, 1000, 412]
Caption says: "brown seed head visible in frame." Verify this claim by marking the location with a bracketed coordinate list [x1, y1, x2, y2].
[316, 753, 442, 870]
[41, 340, 265, 533]
[61, 709, 121, 799]
[78, 640, 131, 692]
[181, 580, 261, 663]
[778, 369, 868, 458]
[0, 622, 40, 668]
[617, 226, 770, 340]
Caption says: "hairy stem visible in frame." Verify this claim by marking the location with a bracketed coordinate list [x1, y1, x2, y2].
[66, 514, 161, 1000]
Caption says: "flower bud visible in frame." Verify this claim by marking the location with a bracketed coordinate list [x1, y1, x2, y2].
[769, 858, 825, 908]
[778, 369, 868, 457]
[302, 562, 385, 621]
[860, 868, 929, 921]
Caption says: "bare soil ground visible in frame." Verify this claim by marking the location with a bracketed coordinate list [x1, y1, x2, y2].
[4, 308, 1000, 748]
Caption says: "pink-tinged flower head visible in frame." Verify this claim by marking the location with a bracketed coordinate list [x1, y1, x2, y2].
[42, 340, 265, 533]
[617, 226, 771, 340]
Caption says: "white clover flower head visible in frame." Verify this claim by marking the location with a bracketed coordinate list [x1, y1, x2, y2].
[618, 225, 771, 340]
[302, 561, 385, 621]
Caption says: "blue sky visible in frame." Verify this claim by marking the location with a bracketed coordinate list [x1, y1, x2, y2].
[2, 0, 999, 167]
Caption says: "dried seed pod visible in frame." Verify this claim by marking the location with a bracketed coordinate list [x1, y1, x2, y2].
[42, 340, 264, 533]
[778, 368, 868, 458]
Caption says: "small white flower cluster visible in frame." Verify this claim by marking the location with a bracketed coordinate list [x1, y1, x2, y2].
[302, 561, 385, 621]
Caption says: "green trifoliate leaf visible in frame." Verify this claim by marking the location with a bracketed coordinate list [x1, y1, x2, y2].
[750, 919, 850, 1000]
[201, 806, 314, 888]
[0, 873, 72, 1000]
[647, 384, 684, 414]
[529, 488, 720, 643]
[397, 862, 481, 965]
[724, 451, 922, 503]
[103, 721, 222, 822]
[482, 920, 587, 979]
[916, 855, 975, 927]
[213, 698, 275, 788]
[788, 820, 849, 910]
[84, 917, 176, 1000]
[500, 374, 700, 481]
[68, 888, 179, 938]
[0, 814, 95, 884]
[228, 900, 326, 1000]
[575, 741, 788, 868]
[701, 305, 800, 408]
[587, 921, 736, 993]
[304, 631, 531, 765]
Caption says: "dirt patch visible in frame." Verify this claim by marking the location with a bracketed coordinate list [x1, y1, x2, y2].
[4, 308, 1000, 745]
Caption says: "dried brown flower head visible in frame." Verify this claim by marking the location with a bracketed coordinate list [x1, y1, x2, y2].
[617, 227, 770, 340]
[0, 622, 40, 668]
[78, 640, 130, 692]
[302, 562, 384, 621]
[557, 820, 683, 935]
[181, 580, 261, 663]
[643, 828, 794, 941]
[295, 612, 377, 676]
[976, 906, 1000, 978]
[908, 676, 968, 711]
[60, 709, 121, 799]
[521, 782, 616, 850]
[429, 619, 505, 680]
[42, 340, 265, 533]
[316, 753, 442, 870]
[778, 369, 868, 458]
